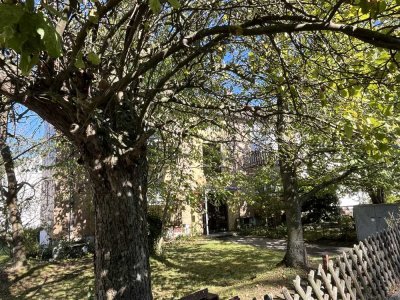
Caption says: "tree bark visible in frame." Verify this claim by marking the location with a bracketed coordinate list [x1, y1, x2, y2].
[276, 94, 308, 268]
[0, 110, 27, 269]
[368, 186, 385, 204]
[83, 140, 152, 300]
[280, 163, 308, 268]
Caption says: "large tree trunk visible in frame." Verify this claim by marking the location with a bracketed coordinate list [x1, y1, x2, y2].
[84, 141, 152, 299]
[0, 133, 27, 269]
[1, 146, 27, 269]
[22, 86, 154, 298]
[276, 94, 308, 268]
[280, 163, 308, 268]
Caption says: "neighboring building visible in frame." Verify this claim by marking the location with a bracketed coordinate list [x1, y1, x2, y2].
[40, 136, 95, 242]
[37, 124, 94, 243]
[354, 203, 400, 240]
[36, 124, 369, 241]
[0, 158, 44, 229]
[156, 127, 270, 237]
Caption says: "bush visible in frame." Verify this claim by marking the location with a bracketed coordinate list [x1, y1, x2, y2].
[23, 228, 40, 258]
[302, 192, 340, 224]
[0, 237, 10, 256]
[238, 225, 287, 239]
[239, 220, 357, 243]
[303, 217, 356, 243]
[338, 215, 356, 241]
[52, 239, 91, 260]
[148, 208, 163, 254]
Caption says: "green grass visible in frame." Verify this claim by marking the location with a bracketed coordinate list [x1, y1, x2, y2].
[0, 254, 10, 265]
[152, 238, 298, 299]
[0, 257, 94, 300]
[0, 238, 300, 300]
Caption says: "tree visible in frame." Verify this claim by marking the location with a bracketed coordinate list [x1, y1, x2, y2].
[0, 106, 27, 269]
[219, 23, 400, 267]
[1, 0, 400, 297]
[301, 192, 340, 225]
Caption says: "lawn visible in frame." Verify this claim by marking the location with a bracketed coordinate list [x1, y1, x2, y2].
[0, 238, 301, 300]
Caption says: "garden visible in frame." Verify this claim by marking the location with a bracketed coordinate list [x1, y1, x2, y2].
[0, 1, 400, 299]
[0, 238, 302, 300]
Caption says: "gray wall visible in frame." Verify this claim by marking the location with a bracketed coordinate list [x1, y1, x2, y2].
[353, 204, 400, 241]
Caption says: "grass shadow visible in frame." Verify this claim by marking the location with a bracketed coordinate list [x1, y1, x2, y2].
[151, 238, 291, 299]
[2, 256, 94, 300]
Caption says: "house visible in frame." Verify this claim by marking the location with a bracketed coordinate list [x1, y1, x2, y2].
[37, 121, 368, 242]
[0, 157, 44, 229]
[150, 128, 264, 237]
[39, 136, 95, 242]
[38, 123, 286, 240]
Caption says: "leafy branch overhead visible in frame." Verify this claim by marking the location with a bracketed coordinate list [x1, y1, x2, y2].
[0, 3, 61, 74]
[0, 0, 400, 296]
[149, 0, 180, 14]
[1, 0, 400, 76]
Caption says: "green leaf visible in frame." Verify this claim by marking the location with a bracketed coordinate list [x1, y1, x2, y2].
[88, 9, 99, 23]
[344, 123, 353, 138]
[378, 0, 386, 13]
[348, 87, 356, 97]
[167, 0, 180, 9]
[383, 105, 393, 116]
[25, 0, 34, 12]
[378, 142, 389, 152]
[149, 0, 161, 14]
[0, 4, 61, 74]
[37, 13, 62, 57]
[20, 50, 39, 75]
[319, 92, 327, 106]
[374, 132, 386, 141]
[87, 52, 101, 65]
[0, 4, 24, 29]
[359, 0, 370, 14]
[74, 51, 85, 69]
[339, 89, 349, 98]
[367, 117, 382, 127]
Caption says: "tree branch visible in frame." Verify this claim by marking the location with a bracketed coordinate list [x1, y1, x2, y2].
[299, 166, 358, 203]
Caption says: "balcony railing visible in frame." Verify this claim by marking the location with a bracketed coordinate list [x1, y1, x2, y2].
[243, 150, 267, 168]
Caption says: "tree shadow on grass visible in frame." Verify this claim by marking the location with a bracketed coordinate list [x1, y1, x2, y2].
[11, 261, 51, 283]
[2, 257, 93, 300]
[151, 239, 288, 299]
[17, 266, 92, 299]
[0, 268, 13, 300]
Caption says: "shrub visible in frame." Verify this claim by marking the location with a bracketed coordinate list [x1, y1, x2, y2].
[148, 208, 163, 254]
[52, 239, 91, 260]
[338, 215, 356, 241]
[238, 225, 287, 239]
[0, 237, 10, 256]
[23, 227, 40, 258]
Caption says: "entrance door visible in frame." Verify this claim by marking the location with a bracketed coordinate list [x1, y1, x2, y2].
[204, 201, 228, 234]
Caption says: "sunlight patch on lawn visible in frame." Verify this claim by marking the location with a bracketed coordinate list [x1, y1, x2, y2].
[0, 238, 299, 300]
[151, 238, 297, 299]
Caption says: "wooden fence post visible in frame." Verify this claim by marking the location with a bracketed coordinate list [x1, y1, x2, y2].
[322, 254, 329, 272]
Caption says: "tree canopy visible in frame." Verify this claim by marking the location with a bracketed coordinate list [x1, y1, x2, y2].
[1, 0, 400, 298]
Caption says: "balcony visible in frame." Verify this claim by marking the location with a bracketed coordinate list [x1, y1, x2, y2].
[243, 150, 268, 169]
